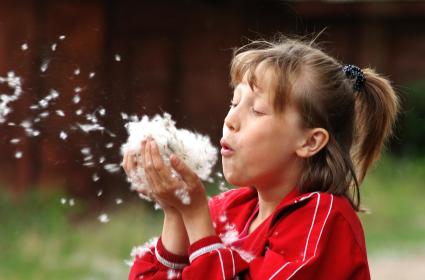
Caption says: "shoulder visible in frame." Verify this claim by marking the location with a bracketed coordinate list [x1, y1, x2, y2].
[287, 192, 362, 227]
[265, 193, 370, 279]
[286, 192, 364, 240]
[270, 192, 367, 256]
[304, 193, 366, 248]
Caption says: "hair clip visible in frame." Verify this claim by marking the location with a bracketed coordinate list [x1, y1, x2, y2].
[342, 64, 365, 91]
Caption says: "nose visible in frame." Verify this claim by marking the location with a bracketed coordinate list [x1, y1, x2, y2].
[224, 107, 240, 132]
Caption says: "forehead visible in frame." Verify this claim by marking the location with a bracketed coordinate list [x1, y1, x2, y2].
[234, 62, 278, 101]
[233, 81, 267, 102]
[255, 62, 277, 93]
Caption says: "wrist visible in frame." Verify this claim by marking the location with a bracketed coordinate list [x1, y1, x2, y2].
[155, 237, 188, 270]
[163, 207, 181, 218]
[188, 235, 223, 263]
[181, 204, 215, 244]
[178, 194, 209, 219]
[162, 210, 189, 256]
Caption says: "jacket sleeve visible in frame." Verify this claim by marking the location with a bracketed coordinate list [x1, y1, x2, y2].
[182, 235, 250, 279]
[128, 235, 252, 280]
[128, 237, 189, 280]
[128, 193, 233, 280]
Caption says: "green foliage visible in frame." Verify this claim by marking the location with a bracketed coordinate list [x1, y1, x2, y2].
[360, 155, 425, 253]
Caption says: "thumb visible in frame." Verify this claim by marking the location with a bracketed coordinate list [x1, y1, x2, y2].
[170, 154, 198, 185]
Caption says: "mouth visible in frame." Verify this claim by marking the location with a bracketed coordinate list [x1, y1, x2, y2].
[220, 138, 235, 157]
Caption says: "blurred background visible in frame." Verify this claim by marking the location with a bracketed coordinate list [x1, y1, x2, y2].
[0, 0, 424, 279]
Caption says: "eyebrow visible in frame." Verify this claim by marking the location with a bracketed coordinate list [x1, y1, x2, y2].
[236, 82, 260, 95]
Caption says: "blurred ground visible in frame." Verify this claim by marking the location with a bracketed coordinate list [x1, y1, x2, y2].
[370, 248, 425, 279]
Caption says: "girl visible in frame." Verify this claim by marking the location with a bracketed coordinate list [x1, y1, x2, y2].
[123, 37, 399, 279]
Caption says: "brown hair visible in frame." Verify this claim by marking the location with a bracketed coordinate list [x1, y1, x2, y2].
[230, 37, 399, 210]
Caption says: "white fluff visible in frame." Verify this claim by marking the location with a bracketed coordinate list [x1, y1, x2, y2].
[174, 188, 191, 205]
[220, 223, 239, 245]
[121, 112, 218, 204]
[0, 72, 22, 124]
[98, 213, 110, 223]
[126, 237, 158, 266]
[40, 60, 49, 72]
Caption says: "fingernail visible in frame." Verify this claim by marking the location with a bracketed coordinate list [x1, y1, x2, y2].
[170, 154, 178, 164]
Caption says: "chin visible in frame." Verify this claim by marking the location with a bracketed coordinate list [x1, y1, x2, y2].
[223, 172, 252, 188]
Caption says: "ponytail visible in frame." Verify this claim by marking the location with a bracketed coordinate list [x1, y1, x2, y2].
[352, 68, 399, 182]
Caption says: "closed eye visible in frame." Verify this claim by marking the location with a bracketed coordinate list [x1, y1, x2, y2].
[250, 107, 265, 116]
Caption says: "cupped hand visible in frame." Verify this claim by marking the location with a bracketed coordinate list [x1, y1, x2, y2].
[142, 138, 209, 216]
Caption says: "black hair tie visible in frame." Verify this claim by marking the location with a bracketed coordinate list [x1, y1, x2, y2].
[342, 64, 365, 92]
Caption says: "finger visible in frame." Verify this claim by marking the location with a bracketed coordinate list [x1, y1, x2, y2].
[150, 139, 174, 186]
[170, 154, 199, 186]
[123, 152, 136, 178]
[124, 152, 134, 175]
[141, 139, 156, 191]
[126, 152, 136, 171]
[143, 139, 161, 192]
[122, 153, 130, 176]
[146, 139, 169, 190]
[121, 152, 126, 167]
[140, 139, 146, 170]
[138, 190, 153, 202]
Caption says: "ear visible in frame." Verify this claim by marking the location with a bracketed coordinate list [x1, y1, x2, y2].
[296, 128, 329, 158]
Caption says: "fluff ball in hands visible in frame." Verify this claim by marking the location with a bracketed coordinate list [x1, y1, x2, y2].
[121, 112, 218, 203]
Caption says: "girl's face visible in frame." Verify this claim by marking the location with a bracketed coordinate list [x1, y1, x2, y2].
[221, 79, 306, 189]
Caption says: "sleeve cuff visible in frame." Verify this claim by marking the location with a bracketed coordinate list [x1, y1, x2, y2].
[155, 237, 189, 269]
[188, 235, 224, 263]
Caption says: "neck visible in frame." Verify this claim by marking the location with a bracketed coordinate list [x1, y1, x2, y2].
[255, 184, 294, 222]
[254, 160, 302, 222]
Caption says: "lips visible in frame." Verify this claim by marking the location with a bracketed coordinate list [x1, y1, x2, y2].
[220, 138, 235, 157]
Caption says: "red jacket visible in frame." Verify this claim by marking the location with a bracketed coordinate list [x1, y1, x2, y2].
[129, 187, 371, 279]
